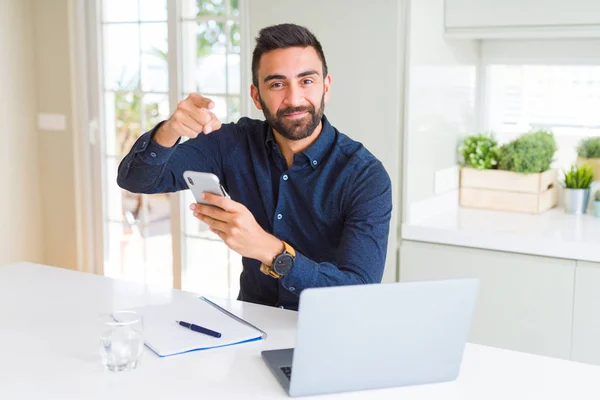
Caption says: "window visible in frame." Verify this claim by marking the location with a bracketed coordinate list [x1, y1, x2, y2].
[482, 41, 600, 171]
[101, 0, 172, 287]
[96, 0, 244, 296]
[179, 0, 243, 298]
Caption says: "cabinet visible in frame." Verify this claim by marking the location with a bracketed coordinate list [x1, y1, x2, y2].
[400, 240, 576, 359]
[571, 261, 600, 365]
[445, 0, 600, 38]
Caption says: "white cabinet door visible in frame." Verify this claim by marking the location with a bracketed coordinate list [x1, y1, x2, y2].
[400, 241, 575, 359]
[445, 0, 600, 38]
[571, 262, 600, 366]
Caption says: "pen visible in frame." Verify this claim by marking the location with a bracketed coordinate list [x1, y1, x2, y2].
[176, 320, 222, 338]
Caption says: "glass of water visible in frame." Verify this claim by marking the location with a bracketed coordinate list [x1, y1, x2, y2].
[99, 310, 144, 372]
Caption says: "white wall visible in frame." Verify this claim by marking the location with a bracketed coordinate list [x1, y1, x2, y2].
[246, 0, 405, 282]
[403, 0, 479, 222]
[0, 0, 44, 266]
[33, 0, 79, 270]
[0, 0, 80, 270]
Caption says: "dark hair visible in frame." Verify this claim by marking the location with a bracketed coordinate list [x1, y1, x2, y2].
[251, 23, 328, 88]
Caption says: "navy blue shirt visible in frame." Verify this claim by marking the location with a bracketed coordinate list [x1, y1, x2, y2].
[117, 115, 392, 310]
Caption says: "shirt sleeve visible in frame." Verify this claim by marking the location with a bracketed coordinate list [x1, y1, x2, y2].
[280, 160, 393, 295]
[116, 121, 241, 194]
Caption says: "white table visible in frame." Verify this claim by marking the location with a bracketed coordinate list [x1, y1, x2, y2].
[1, 263, 600, 399]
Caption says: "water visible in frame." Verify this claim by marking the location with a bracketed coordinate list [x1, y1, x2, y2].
[100, 326, 144, 372]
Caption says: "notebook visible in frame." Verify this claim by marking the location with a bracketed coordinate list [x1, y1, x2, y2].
[134, 296, 267, 357]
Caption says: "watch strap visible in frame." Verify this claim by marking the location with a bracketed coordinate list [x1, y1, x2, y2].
[281, 241, 296, 258]
[260, 263, 280, 278]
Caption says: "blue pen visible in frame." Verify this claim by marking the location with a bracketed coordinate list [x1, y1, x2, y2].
[176, 320, 222, 338]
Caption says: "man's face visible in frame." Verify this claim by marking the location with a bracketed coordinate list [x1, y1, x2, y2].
[251, 46, 331, 141]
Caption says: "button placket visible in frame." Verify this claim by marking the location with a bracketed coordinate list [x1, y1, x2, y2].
[273, 167, 290, 230]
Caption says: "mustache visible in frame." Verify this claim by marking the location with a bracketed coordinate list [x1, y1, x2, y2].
[277, 105, 314, 118]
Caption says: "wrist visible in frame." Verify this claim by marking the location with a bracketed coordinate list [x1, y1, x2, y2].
[152, 121, 179, 148]
[258, 234, 284, 265]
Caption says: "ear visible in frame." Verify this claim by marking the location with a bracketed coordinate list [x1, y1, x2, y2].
[250, 84, 262, 110]
[323, 75, 332, 102]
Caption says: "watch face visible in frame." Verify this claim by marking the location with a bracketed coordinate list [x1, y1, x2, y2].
[273, 254, 294, 276]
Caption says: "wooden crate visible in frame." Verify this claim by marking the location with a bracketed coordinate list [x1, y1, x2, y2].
[459, 168, 558, 214]
[577, 157, 600, 182]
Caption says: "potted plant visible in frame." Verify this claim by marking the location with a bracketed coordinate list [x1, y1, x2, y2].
[496, 130, 557, 174]
[576, 137, 600, 181]
[459, 130, 558, 214]
[594, 190, 600, 218]
[563, 164, 594, 214]
[459, 132, 498, 170]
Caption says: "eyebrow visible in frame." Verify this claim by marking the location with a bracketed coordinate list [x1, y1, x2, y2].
[263, 69, 320, 83]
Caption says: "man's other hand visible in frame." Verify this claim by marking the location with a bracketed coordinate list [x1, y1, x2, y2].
[190, 193, 284, 265]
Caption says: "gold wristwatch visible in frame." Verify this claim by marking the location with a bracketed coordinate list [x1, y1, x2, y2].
[260, 241, 296, 279]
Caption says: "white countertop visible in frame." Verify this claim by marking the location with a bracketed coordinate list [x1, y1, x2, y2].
[402, 207, 600, 263]
[3, 263, 600, 399]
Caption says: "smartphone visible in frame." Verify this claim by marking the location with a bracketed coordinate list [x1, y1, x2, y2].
[183, 171, 230, 206]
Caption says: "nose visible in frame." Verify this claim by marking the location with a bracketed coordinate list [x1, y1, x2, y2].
[283, 83, 304, 108]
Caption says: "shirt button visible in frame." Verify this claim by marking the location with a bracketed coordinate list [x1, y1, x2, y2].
[312, 160, 318, 166]
[289, 286, 296, 292]
[150, 152, 157, 157]
[282, 174, 288, 181]
[277, 214, 283, 220]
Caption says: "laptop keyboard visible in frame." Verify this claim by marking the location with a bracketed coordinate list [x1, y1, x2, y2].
[280, 366, 292, 380]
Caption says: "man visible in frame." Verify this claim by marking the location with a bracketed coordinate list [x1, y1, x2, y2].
[117, 23, 392, 310]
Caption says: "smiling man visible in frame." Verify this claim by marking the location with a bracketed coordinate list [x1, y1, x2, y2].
[117, 23, 392, 310]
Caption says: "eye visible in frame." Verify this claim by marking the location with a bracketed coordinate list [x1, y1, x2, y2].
[270, 82, 284, 89]
[302, 79, 314, 85]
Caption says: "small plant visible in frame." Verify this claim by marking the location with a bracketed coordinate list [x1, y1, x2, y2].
[595, 189, 600, 202]
[577, 137, 600, 159]
[564, 164, 594, 189]
[459, 133, 498, 170]
[497, 130, 557, 174]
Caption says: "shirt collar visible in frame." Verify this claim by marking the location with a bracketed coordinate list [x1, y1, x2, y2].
[264, 115, 335, 170]
[265, 125, 277, 150]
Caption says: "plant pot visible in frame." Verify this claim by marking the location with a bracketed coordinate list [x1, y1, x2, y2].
[594, 201, 600, 218]
[564, 188, 590, 214]
[459, 168, 557, 214]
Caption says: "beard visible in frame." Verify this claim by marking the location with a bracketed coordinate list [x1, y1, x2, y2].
[259, 92, 325, 141]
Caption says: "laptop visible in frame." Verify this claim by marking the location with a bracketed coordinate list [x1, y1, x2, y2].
[262, 278, 479, 397]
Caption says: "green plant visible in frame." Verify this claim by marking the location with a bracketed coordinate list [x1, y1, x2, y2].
[459, 133, 499, 170]
[497, 130, 557, 174]
[577, 137, 600, 159]
[564, 164, 594, 189]
[595, 189, 600, 202]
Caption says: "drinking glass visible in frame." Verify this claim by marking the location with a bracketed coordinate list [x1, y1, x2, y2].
[99, 310, 144, 372]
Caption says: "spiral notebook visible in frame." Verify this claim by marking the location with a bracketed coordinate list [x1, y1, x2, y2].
[134, 296, 267, 357]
